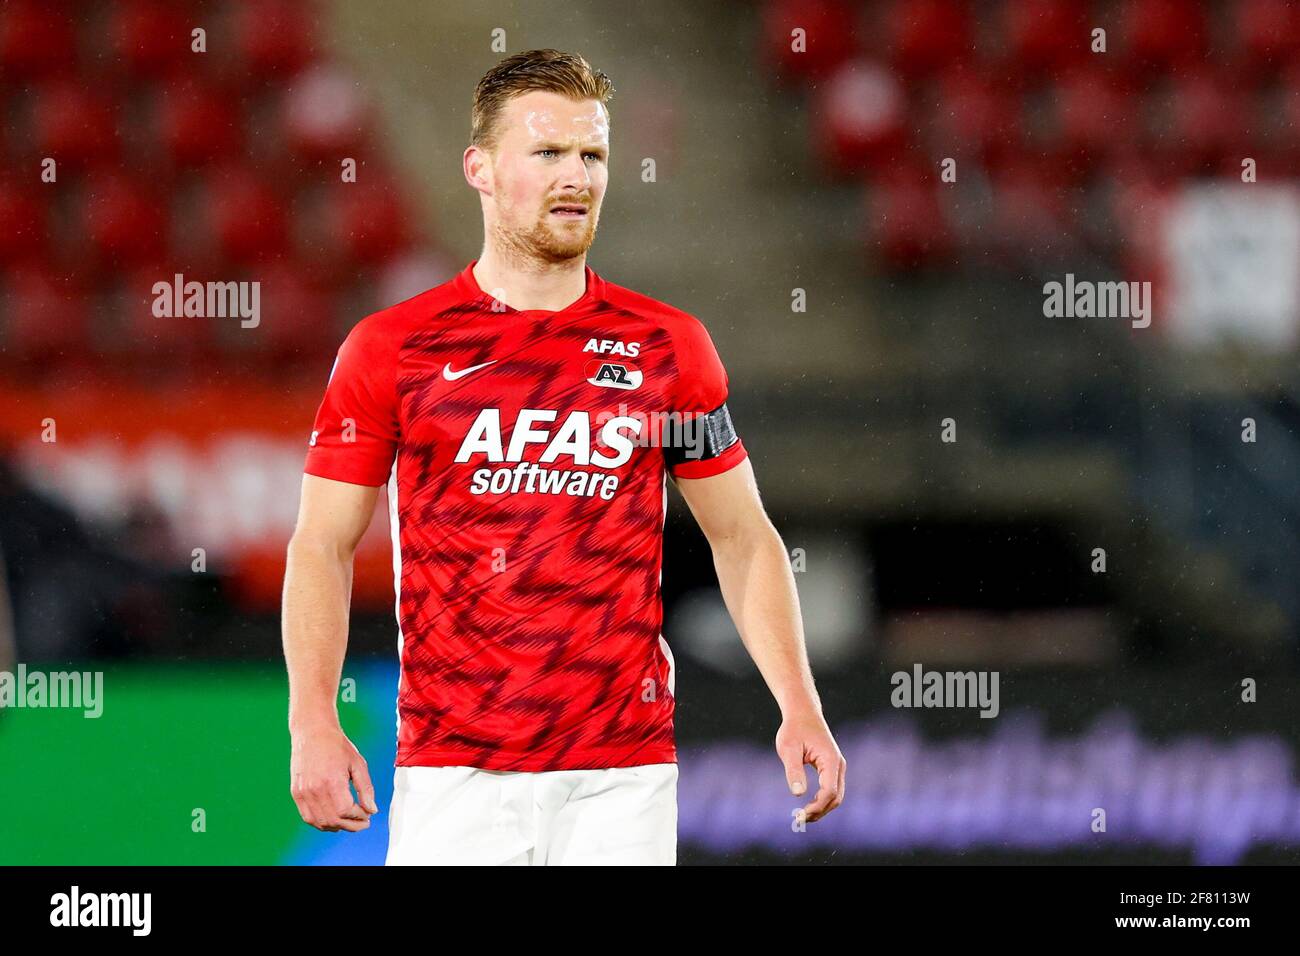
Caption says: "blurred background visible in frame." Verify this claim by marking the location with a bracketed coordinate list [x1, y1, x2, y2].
[1, 0, 1299, 864]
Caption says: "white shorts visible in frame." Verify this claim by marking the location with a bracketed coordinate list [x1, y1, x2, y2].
[385, 762, 678, 866]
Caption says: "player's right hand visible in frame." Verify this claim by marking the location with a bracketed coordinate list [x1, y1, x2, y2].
[289, 723, 379, 832]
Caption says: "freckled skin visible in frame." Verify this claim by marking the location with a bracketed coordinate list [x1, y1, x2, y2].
[472, 90, 610, 264]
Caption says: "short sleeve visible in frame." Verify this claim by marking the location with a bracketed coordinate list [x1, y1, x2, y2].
[303, 317, 400, 487]
[665, 317, 748, 479]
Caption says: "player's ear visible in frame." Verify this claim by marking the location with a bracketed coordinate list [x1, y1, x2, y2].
[463, 144, 493, 196]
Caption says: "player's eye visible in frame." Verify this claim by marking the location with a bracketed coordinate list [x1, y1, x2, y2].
[583, 152, 604, 163]
[536, 149, 558, 158]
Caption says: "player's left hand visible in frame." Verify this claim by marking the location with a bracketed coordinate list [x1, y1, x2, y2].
[776, 711, 845, 824]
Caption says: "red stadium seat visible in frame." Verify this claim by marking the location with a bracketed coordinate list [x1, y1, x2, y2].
[1231, 0, 1300, 75]
[866, 172, 953, 270]
[812, 59, 909, 176]
[886, 0, 973, 80]
[0, 179, 48, 267]
[32, 81, 119, 169]
[1120, 0, 1207, 76]
[321, 174, 412, 267]
[200, 166, 291, 267]
[81, 171, 169, 270]
[374, 250, 455, 311]
[1, 265, 91, 361]
[154, 80, 245, 169]
[110, 0, 193, 79]
[0, 3, 447, 379]
[987, 162, 1076, 260]
[760, 0, 859, 84]
[0, 1, 76, 80]
[242, 262, 335, 360]
[1106, 148, 1180, 193]
[232, 0, 317, 80]
[1047, 68, 1132, 181]
[928, 68, 1022, 167]
[281, 64, 371, 162]
[1279, 64, 1300, 176]
[1002, 0, 1090, 76]
[1155, 71, 1248, 176]
[116, 260, 216, 359]
[1104, 151, 1177, 275]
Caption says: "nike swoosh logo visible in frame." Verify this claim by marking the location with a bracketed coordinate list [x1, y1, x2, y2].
[443, 360, 498, 381]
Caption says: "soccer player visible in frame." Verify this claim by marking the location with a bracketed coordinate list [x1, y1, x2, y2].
[282, 49, 844, 865]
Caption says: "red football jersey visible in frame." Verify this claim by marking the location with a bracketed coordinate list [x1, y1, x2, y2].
[303, 261, 747, 771]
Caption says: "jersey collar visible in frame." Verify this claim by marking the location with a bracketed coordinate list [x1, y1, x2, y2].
[453, 259, 605, 315]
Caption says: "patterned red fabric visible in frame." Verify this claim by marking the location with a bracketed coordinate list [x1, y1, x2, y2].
[304, 261, 747, 770]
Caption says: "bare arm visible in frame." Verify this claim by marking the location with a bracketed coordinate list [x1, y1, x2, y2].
[282, 473, 382, 832]
[674, 459, 845, 822]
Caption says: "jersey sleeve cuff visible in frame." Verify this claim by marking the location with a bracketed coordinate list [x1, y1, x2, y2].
[668, 437, 748, 480]
[304, 450, 393, 487]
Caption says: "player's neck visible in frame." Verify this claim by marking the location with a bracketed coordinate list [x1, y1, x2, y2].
[472, 247, 588, 313]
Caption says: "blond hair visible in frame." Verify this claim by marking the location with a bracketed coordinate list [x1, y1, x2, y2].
[471, 49, 613, 151]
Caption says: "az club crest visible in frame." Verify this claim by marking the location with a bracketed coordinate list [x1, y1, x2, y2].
[585, 360, 642, 390]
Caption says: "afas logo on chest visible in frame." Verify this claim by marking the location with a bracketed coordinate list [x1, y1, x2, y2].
[455, 408, 643, 502]
[582, 338, 640, 357]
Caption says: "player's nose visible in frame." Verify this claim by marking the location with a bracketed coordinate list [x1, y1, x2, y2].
[556, 153, 591, 192]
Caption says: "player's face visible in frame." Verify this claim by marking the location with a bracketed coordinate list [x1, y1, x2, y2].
[488, 90, 609, 262]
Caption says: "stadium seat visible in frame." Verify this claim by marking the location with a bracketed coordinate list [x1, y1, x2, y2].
[0, 1, 76, 80]
[987, 161, 1076, 260]
[280, 64, 372, 162]
[886, 0, 973, 80]
[0, 179, 48, 267]
[374, 250, 455, 312]
[115, 259, 217, 360]
[1047, 68, 1132, 182]
[812, 59, 909, 176]
[241, 262, 336, 361]
[1231, 0, 1300, 74]
[928, 67, 1022, 168]
[1155, 71, 1247, 176]
[1279, 63, 1300, 175]
[0, 0, 449, 379]
[199, 166, 291, 267]
[232, 0, 317, 80]
[760, 0, 859, 84]
[321, 174, 412, 267]
[1, 265, 91, 362]
[110, 0, 193, 80]
[154, 80, 245, 169]
[866, 172, 953, 270]
[81, 171, 169, 271]
[1120, 0, 1208, 77]
[1103, 152, 1177, 281]
[32, 80, 119, 170]
[1002, 0, 1090, 76]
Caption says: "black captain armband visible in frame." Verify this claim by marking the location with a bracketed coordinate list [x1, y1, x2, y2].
[662, 401, 739, 468]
